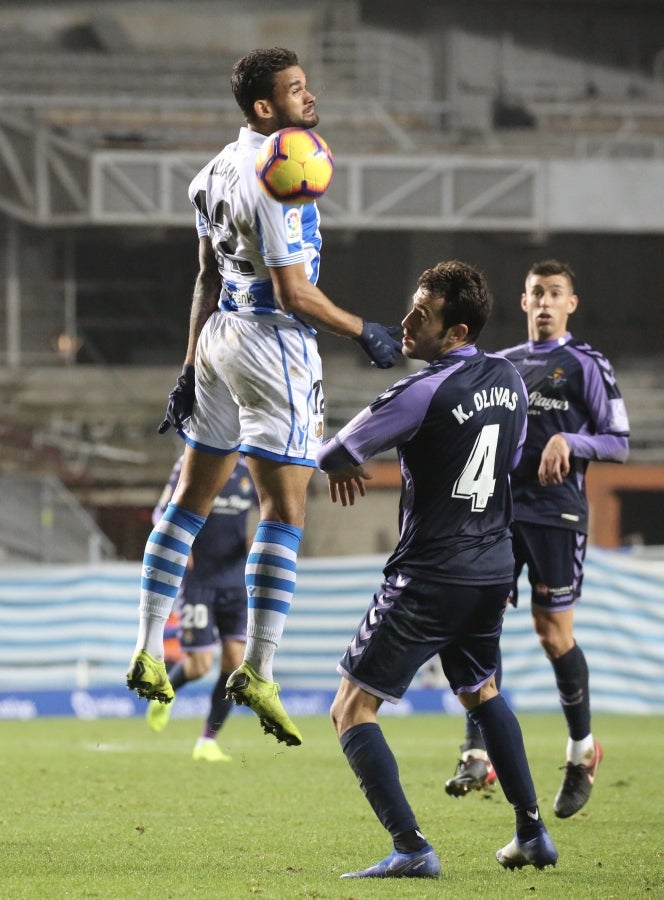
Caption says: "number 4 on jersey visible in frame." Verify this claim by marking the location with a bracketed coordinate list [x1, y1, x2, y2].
[452, 424, 499, 511]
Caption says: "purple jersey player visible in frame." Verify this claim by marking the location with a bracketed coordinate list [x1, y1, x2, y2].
[317, 260, 558, 879]
[445, 259, 629, 821]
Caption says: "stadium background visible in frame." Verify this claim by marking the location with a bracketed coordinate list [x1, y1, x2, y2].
[0, 0, 663, 715]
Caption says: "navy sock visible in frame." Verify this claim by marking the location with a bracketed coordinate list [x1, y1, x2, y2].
[515, 808, 545, 842]
[204, 672, 233, 737]
[340, 722, 424, 846]
[551, 643, 590, 740]
[463, 648, 502, 749]
[468, 694, 542, 838]
[393, 830, 429, 854]
[167, 661, 188, 692]
[462, 716, 485, 751]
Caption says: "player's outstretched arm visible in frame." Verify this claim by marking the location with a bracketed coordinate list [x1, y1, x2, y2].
[270, 263, 402, 368]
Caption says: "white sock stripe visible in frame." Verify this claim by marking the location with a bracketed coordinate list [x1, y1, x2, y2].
[247, 586, 294, 604]
[142, 567, 183, 590]
[145, 539, 190, 568]
[245, 562, 297, 581]
[155, 520, 198, 546]
[251, 541, 299, 563]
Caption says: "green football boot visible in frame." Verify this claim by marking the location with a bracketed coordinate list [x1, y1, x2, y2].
[126, 650, 174, 704]
[192, 738, 232, 763]
[226, 661, 302, 746]
[146, 696, 174, 732]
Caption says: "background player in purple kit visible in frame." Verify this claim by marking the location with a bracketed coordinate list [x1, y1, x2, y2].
[125, 47, 401, 746]
[146, 454, 258, 762]
[445, 259, 630, 819]
[317, 260, 558, 879]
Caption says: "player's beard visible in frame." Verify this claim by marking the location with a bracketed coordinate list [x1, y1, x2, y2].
[302, 109, 320, 129]
[277, 108, 319, 131]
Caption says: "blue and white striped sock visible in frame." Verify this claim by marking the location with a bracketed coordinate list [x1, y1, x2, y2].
[135, 503, 206, 659]
[244, 520, 303, 680]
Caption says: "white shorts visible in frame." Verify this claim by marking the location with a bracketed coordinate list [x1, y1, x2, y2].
[182, 312, 324, 465]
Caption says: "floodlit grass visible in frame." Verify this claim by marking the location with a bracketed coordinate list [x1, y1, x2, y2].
[2, 712, 661, 898]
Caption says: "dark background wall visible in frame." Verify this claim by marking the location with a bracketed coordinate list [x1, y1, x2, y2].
[47, 225, 662, 366]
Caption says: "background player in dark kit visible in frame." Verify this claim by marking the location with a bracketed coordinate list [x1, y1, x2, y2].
[445, 259, 629, 820]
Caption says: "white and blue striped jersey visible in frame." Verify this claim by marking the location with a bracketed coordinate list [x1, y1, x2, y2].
[188, 126, 322, 327]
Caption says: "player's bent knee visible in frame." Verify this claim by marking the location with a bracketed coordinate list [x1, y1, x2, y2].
[330, 685, 358, 737]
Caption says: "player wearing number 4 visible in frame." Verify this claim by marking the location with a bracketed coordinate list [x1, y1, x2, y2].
[125, 47, 401, 746]
[317, 260, 558, 878]
[445, 260, 629, 819]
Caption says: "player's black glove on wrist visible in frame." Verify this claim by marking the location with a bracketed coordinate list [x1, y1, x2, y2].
[355, 321, 403, 369]
[158, 365, 196, 434]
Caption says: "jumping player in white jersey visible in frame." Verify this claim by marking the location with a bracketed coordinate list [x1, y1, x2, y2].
[126, 47, 402, 746]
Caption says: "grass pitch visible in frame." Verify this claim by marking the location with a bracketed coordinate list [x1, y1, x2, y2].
[2, 712, 660, 898]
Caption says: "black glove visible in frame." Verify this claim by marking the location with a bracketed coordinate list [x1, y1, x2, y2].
[355, 321, 402, 369]
[158, 365, 196, 434]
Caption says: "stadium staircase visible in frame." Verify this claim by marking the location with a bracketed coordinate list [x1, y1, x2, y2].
[1, 356, 662, 498]
[0, 472, 116, 564]
[0, 365, 181, 505]
[612, 362, 664, 464]
[2, 8, 663, 161]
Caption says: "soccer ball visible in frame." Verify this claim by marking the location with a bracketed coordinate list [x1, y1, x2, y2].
[255, 127, 334, 204]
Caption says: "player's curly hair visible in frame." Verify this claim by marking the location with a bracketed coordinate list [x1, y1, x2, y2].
[417, 260, 493, 343]
[231, 48, 300, 118]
